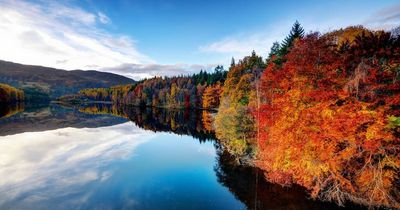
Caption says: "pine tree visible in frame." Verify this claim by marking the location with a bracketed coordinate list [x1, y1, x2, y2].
[279, 20, 305, 56]
[251, 50, 256, 57]
[230, 57, 236, 68]
[267, 41, 281, 61]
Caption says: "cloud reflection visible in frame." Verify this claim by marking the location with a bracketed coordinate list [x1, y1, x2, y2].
[0, 122, 155, 208]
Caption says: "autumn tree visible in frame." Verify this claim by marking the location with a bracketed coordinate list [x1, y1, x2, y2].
[79, 67, 227, 109]
[202, 82, 222, 110]
[255, 28, 400, 209]
[215, 51, 264, 158]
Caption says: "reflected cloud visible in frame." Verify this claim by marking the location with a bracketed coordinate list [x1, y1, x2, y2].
[0, 122, 156, 207]
[197, 147, 215, 156]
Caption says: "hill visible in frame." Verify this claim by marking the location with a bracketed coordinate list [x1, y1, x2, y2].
[0, 60, 135, 99]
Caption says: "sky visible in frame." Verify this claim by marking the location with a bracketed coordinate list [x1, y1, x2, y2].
[0, 0, 399, 80]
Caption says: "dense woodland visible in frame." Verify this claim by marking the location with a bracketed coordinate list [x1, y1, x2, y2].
[215, 23, 400, 208]
[255, 26, 400, 208]
[79, 66, 226, 109]
[57, 22, 400, 209]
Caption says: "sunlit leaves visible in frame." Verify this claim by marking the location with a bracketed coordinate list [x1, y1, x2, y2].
[202, 82, 222, 109]
[255, 27, 400, 208]
[79, 67, 228, 109]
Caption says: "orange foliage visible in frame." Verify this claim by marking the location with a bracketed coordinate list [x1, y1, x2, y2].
[256, 30, 400, 208]
[202, 82, 222, 110]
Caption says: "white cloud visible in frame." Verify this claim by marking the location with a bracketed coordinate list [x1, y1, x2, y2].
[102, 63, 217, 80]
[50, 2, 97, 25]
[198, 20, 356, 60]
[199, 4, 400, 60]
[98, 12, 111, 24]
[0, 0, 151, 72]
[199, 33, 277, 58]
[365, 4, 400, 30]
[198, 22, 293, 59]
[0, 0, 217, 80]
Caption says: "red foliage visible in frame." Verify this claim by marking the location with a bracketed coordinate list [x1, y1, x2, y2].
[255, 30, 400, 208]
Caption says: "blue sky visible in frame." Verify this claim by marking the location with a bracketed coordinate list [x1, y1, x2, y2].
[0, 0, 399, 79]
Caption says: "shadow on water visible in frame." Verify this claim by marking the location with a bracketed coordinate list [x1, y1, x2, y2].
[0, 102, 370, 210]
[0, 102, 25, 119]
[123, 107, 217, 143]
[72, 103, 217, 142]
[215, 149, 368, 210]
[75, 103, 369, 210]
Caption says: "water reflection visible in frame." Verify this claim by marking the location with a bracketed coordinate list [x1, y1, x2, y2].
[0, 103, 127, 136]
[75, 103, 216, 142]
[124, 107, 216, 142]
[0, 102, 24, 119]
[0, 103, 368, 210]
[0, 123, 154, 209]
[215, 150, 366, 210]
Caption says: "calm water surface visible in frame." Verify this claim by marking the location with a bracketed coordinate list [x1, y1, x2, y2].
[0, 104, 366, 210]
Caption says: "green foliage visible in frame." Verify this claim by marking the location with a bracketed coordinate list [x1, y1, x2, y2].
[230, 57, 236, 68]
[279, 20, 305, 56]
[22, 87, 50, 103]
[79, 66, 228, 109]
[267, 41, 280, 62]
[268, 21, 305, 65]
[388, 116, 400, 128]
[214, 51, 264, 159]
[215, 103, 256, 158]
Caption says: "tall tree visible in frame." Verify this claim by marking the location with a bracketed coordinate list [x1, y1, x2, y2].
[279, 20, 305, 57]
[230, 57, 236, 68]
[267, 41, 281, 61]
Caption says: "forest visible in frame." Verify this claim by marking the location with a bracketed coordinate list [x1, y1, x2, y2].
[78, 66, 227, 109]
[256, 29, 399, 208]
[57, 22, 400, 209]
[216, 23, 400, 208]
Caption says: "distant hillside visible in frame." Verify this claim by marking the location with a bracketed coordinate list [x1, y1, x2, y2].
[0, 60, 135, 99]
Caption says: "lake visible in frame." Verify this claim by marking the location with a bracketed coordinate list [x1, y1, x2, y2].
[0, 103, 367, 210]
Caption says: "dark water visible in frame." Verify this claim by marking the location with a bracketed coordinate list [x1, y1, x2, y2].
[0, 103, 367, 210]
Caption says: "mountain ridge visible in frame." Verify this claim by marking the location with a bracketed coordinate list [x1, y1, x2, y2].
[0, 60, 135, 99]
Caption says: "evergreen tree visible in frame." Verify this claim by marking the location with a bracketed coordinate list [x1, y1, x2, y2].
[267, 41, 280, 61]
[246, 50, 265, 70]
[279, 21, 305, 56]
[230, 57, 236, 68]
[251, 50, 256, 57]
[215, 65, 223, 73]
